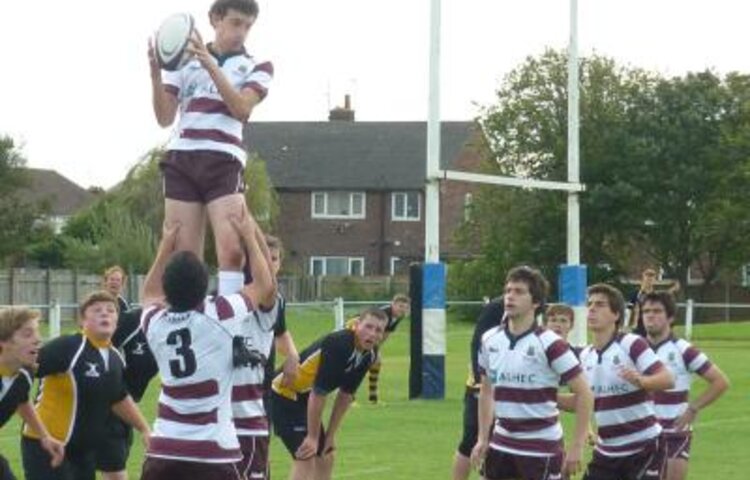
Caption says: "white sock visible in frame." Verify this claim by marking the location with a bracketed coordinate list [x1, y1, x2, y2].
[218, 271, 245, 295]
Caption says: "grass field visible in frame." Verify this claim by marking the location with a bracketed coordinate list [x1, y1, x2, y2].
[1, 305, 748, 479]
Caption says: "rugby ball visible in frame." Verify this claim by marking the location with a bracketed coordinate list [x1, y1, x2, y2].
[155, 13, 195, 71]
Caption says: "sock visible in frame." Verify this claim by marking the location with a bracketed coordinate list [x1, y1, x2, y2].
[218, 271, 245, 295]
[369, 363, 381, 402]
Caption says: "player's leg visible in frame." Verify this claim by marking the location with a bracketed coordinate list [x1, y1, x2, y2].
[453, 390, 479, 480]
[96, 416, 132, 480]
[289, 459, 315, 480]
[0, 453, 17, 480]
[314, 451, 335, 480]
[165, 199, 207, 256]
[666, 459, 689, 480]
[664, 434, 691, 480]
[161, 150, 208, 257]
[207, 193, 247, 295]
[368, 357, 381, 403]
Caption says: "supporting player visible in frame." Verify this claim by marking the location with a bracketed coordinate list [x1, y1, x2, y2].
[0, 308, 64, 480]
[578, 283, 674, 480]
[103, 265, 130, 313]
[452, 297, 503, 480]
[470, 266, 593, 480]
[642, 291, 730, 480]
[139, 213, 275, 479]
[271, 308, 388, 480]
[21, 292, 151, 480]
[149, 0, 273, 296]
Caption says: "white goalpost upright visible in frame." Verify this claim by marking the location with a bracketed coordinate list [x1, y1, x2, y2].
[417, 0, 587, 399]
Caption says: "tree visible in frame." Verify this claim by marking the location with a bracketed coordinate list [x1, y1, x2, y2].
[0, 136, 46, 265]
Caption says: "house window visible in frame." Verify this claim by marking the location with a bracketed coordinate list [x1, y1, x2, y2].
[310, 256, 365, 276]
[392, 192, 420, 221]
[311, 192, 366, 219]
[390, 257, 409, 276]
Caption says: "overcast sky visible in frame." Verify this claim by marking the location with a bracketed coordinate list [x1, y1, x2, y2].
[1, 0, 748, 189]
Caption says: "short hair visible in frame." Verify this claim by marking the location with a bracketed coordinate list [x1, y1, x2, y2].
[209, 0, 259, 20]
[265, 234, 283, 253]
[0, 307, 40, 343]
[642, 268, 657, 278]
[79, 291, 117, 319]
[642, 291, 676, 319]
[587, 283, 626, 326]
[505, 266, 549, 308]
[392, 293, 410, 304]
[103, 265, 126, 280]
[358, 307, 388, 324]
[546, 303, 574, 324]
[163, 251, 209, 312]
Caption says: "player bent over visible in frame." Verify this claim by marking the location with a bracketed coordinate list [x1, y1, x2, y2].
[271, 308, 388, 480]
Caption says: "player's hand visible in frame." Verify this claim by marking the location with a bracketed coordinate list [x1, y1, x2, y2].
[280, 356, 300, 388]
[587, 429, 597, 446]
[40, 435, 65, 467]
[617, 367, 642, 388]
[295, 434, 318, 460]
[469, 439, 488, 470]
[147, 37, 161, 78]
[674, 406, 697, 431]
[322, 434, 336, 456]
[140, 430, 152, 451]
[161, 221, 181, 251]
[186, 29, 213, 71]
[562, 444, 583, 477]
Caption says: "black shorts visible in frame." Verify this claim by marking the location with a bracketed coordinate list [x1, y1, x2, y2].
[161, 149, 245, 203]
[583, 438, 666, 480]
[457, 388, 479, 457]
[0, 454, 16, 480]
[270, 391, 327, 458]
[95, 414, 133, 472]
[141, 457, 243, 480]
[22, 437, 96, 480]
[483, 448, 563, 480]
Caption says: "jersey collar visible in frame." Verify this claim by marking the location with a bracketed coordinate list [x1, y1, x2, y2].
[648, 333, 674, 351]
[0, 364, 18, 377]
[207, 43, 247, 66]
[83, 330, 112, 349]
[504, 320, 536, 350]
[594, 332, 621, 362]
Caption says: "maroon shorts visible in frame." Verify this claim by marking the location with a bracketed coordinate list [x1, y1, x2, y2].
[161, 150, 245, 203]
[238, 435, 269, 480]
[662, 432, 692, 461]
[583, 438, 666, 480]
[141, 456, 243, 480]
[482, 447, 563, 480]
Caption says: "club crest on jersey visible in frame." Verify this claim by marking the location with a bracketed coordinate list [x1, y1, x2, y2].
[85, 362, 100, 378]
[613, 355, 621, 366]
[668, 352, 676, 362]
[526, 346, 535, 356]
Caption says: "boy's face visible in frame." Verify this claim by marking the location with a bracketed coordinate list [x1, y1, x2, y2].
[391, 300, 410, 319]
[105, 271, 124, 296]
[0, 318, 42, 369]
[586, 293, 619, 332]
[212, 9, 256, 52]
[354, 316, 386, 350]
[643, 301, 671, 337]
[547, 313, 573, 339]
[81, 301, 118, 340]
[503, 281, 536, 320]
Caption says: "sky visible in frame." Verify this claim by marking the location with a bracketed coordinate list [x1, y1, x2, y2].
[1, 0, 748, 189]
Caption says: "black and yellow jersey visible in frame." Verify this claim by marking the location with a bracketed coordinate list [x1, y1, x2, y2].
[112, 307, 158, 402]
[0, 366, 32, 428]
[272, 329, 377, 402]
[23, 333, 128, 450]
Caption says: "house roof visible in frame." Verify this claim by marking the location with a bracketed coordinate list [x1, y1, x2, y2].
[21, 168, 95, 216]
[244, 121, 476, 190]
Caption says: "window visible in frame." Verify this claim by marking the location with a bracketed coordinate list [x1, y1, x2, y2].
[392, 192, 420, 221]
[390, 257, 409, 276]
[311, 192, 366, 219]
[310, 256, 365, 276]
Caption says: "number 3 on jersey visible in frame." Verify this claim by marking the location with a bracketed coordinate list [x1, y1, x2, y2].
[166, 328, 197, 378]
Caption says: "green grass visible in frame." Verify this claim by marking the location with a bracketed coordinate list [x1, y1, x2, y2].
[2, 307, 748, 479]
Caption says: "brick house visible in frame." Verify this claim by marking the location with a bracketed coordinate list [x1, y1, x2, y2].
[245, 118, 484, 276]
[21, 168, 95, 233]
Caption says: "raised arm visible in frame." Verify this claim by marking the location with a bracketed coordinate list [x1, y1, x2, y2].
[230, 213, 276, 308]
[140, 222, 180, 306]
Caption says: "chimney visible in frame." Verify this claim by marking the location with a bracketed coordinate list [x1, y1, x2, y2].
[329, 94, 355, 121]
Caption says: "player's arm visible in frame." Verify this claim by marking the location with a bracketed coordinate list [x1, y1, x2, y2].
[470, 374, 493, 469]
[675, 364, 730, 430]
[620, 362, 674, 391]
[276, 331, 300, 388]
[231, 212, 276, 309]
[294, 390, 327, 460]
[148, 39, 179, 126]
[112, 395, 151, 448]
[563, 373, 593, 477]
[187, 32, 261, 122]
[16, 401, 64, 467]
[322, 390, 354, 455]
[140, 222, 181, 307]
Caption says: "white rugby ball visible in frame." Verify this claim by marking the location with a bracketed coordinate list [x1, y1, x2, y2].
[155, 13, 195, 71]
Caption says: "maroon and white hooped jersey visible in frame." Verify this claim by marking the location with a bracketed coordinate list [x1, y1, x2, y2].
[162, 49, 273, 163]
[580, 333, 664, 457]
[651, 336, 712, 434]
[141, 293, 254, 463]
[231, 300, 279, 437]
[478, 325, 582, 457]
